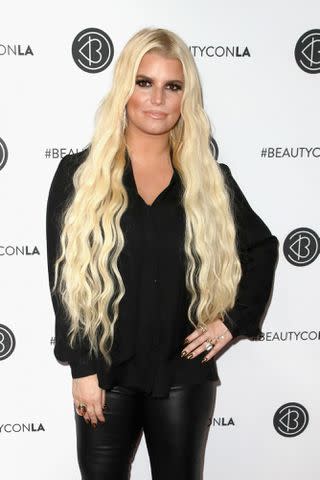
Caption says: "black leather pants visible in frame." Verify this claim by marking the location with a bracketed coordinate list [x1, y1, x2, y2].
[74, 380, 217, 480]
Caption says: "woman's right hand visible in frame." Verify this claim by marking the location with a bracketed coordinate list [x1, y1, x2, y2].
[72, 373, 106, 427]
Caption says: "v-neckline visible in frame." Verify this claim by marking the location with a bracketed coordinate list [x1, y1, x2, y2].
[125, 153, 177, 208]
[133, 168, 175, 208]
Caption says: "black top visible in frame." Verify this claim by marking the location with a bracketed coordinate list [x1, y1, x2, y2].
[46, 147, 279, 398]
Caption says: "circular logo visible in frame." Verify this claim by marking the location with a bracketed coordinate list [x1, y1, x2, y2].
[283, 227, 319, 266]
[72, 28, 114, 73]
[0, 138, 8, 171]
[273, 402, 309, 437]
[294, 29, 320, 74]
[0, 324, 16, 360]
[210, 136, 219, 160]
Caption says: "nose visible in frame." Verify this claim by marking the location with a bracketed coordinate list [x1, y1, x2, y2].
[150, 86, 164, 105]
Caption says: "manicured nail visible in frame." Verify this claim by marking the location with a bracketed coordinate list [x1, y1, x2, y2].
[181, 350, 188, 358]
[186, 353, 193, 359]
[201, 357, 208, 363]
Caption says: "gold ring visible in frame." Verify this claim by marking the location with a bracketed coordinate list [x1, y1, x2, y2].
[78, 403, 87, 413]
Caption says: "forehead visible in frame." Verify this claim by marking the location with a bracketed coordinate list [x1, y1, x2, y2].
[137, 52, 184, 78]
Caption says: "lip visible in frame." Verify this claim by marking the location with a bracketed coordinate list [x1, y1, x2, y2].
[144, 110, 167, 119]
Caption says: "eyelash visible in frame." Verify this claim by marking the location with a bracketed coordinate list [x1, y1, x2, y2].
[135, 79, 182, 91]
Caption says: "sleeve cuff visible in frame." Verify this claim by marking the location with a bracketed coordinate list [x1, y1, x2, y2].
[223, 307, 263, 339]
[69, 357, 98, 378]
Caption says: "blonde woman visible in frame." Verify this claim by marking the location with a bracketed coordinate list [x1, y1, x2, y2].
[46, 27, 279, 480]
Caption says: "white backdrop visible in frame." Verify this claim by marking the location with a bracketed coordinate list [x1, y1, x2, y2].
[1, 1, 319, 479]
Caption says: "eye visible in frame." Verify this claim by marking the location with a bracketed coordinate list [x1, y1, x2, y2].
[136, 79, 151, 88]
[166, 83, 182, 91]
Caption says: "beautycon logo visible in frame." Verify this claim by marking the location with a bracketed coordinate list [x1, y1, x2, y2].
[257, 330, 320, 342]
[44, 147, 85, 160]
[0, 245, 40, 256]
[259, 146, 320, 159]
[189, 45, 250, 58]
[0, 324, 16, 360]
[0, 138, 8, 171]
[212, 416, 235, 427]
[294, 29, 320, 74]
[283, 227, 319, 266]
[0, 43, 33, 56]
[273, 402, 309, 437]
[72, 28, 114, 73]
[0, 422, 45, 434]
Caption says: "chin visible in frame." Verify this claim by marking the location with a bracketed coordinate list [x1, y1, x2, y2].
[143, 127, 173, 135]
[140, 120, 178, 135]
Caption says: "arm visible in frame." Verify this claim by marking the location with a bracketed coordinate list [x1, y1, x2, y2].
[46, 153, 98, 377]
[218, 163, 279, 339]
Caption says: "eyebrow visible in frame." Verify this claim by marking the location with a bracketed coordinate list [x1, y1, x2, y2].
[136, 74, 184, 84]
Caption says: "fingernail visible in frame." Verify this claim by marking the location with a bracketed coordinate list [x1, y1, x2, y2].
[181, 350, 188, 358]
[186, 353, 193, 359]
[84, 419, 90, 424]
[92, 423, 97, 429]
[201, 357, 208, 363]
[183, 338, 190, 345]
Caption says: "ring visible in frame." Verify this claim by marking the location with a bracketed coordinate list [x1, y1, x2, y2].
[78, 403, 87, 413]
[204, 339, 214, 352]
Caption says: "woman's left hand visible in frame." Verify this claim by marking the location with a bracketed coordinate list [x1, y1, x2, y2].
[181, 318, 233, 363]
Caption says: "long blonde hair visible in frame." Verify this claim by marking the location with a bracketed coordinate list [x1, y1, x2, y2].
[52, 27, 242, 367]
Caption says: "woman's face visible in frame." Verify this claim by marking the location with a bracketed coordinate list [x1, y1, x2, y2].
[125, 52, 184, 137]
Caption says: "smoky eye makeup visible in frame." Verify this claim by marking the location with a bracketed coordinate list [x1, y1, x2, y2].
[135, 76, 184, 91]
[166, 82, 183, 91]
[135, 78, 151, 87]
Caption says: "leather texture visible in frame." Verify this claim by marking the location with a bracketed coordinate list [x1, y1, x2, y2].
[74, 380, 217, 479]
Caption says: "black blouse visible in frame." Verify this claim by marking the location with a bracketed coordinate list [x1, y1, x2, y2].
[46, 147, 279, 398]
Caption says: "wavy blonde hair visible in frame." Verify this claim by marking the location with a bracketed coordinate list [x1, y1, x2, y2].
[52, 27, 242, 367]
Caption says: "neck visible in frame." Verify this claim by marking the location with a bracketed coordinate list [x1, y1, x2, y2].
[125, 125, 171, 168]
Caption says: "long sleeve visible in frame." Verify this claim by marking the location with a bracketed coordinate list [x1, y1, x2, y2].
[218, 163, 279, 339]
[46, 153, 98, 377]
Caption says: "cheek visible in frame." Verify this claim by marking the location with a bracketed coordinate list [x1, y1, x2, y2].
[126, 91, 146, 115]
[169, 95, 182, 118]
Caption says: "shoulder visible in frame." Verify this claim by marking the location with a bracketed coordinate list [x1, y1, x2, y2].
[47, 146, 90, 206]
[51, 146, 89, 188]
[216, 161, 253, 216]
[217, 162, 236, 200]
[217, 162, 232, 178]
[57, 146, 90, 178]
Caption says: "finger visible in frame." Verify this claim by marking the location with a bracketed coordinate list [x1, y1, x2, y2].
[202, 338, 230, 362]
[188, 338, 219, 359]
[86, 405, 98, 427]
[75, 407, 85, 417]
[202, 343, 220, 362]
[95, 401, 106, 423]
[82, 411, 91, 424]
[74, 403, 91, 424]
[181, 330, 209, 356]
[74, 402, 86, 417]
[183, 326, 207, 345]
[101, 389, 106, 410]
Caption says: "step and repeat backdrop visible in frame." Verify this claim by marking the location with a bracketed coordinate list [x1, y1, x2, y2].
[1, 1, 319, 479]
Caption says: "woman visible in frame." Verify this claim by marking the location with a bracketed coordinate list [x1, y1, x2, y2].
[46, 27, 279, 480]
